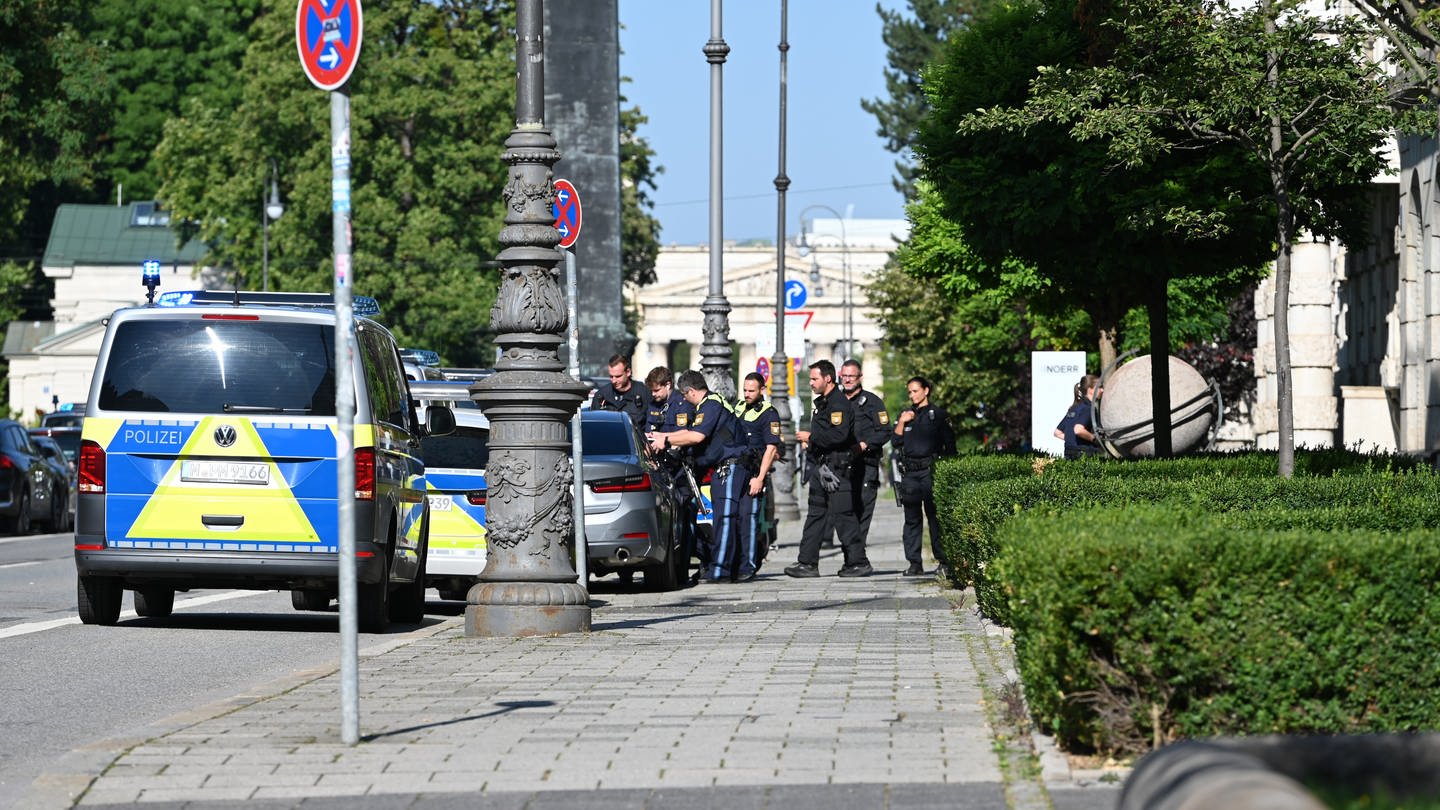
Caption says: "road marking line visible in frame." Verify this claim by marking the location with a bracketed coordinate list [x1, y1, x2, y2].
[0, 590, 258, 640]
[0, 533, 68, 545]
[0, 560, 43, 570]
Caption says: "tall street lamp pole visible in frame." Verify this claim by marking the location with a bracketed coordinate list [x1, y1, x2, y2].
[797, 204, 850, 358]
[770, 0, 799, 521]
[262, 159, 284, 292]
[699, 0, 734, 399]
[465, 0, 590, 638]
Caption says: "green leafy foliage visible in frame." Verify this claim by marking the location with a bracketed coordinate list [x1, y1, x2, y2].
[994, 504, 1440, 754]
[156, 1, 517, 367]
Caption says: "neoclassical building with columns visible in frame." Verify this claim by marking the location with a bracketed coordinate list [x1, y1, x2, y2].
[631, 218, 910, 395]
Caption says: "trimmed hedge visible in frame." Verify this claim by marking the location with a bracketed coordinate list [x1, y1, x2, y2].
[992, 504, 1440, 755]
[933, 451, 1440, 622]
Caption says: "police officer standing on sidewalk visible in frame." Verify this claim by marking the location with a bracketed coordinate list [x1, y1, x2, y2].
[838, 359, 891, 546]
[733, 372, 781, 580]
[591, 354, 647, 429]
[786, 360, 871, 578]
[648, 370, 749, 583]
[893, 375, 956, 577]
[644, 366, 689, 433]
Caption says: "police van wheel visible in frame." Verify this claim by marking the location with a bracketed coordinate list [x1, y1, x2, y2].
[389, 546, 427, 624]
[134, 587, 174, 618]
[291, 589, 331, 611]
[77, 575, 122, 625]
[358, 576, 390, 633]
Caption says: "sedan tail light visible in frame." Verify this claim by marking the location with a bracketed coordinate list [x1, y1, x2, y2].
[78, 440, 105, 494]
[588, 473, 651, 493]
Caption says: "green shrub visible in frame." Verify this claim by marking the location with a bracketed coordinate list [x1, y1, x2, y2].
[992, 505, 1440, 755]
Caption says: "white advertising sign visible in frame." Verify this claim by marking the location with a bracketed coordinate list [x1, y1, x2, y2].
[1032, 351, 1088, 457]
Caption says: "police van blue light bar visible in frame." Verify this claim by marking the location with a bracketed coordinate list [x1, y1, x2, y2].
[399, 348, 442, 367]
[151, 290, 381, 317]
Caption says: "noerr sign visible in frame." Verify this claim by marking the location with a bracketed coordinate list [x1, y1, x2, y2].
[297, 0, 363, 91]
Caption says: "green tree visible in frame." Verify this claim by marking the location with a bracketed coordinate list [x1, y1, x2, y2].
[861, 0, 990, 197]
[923, 0, 1275, 456]
[977, 0, 1412, 473]
[0, 0, 114, 261]
[873, 184, 1092, 449]
[89, 0, 262, 202]
[156, 1, 517, 367]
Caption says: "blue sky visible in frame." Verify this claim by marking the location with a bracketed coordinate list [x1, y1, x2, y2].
[618, 1, 908, 246]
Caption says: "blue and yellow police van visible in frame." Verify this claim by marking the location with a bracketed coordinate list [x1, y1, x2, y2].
[73, 290, 454, 633]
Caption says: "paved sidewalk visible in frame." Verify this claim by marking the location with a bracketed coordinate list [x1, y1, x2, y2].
[28, 497, 1123, 809]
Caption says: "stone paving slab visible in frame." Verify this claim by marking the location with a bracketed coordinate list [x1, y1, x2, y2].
[27, 499, 1125, 808]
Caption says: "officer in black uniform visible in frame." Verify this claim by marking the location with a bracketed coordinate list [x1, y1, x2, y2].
[785, 359, 870, 578]
[645, 365, 700, 582]
[838, 359, 890, 546]
[893, 375, 956, 576]
[644, 366, 689, 433]
[648, 370, 748, 583]
[733, 371, 781, 580]
[590, 354, 647, 429]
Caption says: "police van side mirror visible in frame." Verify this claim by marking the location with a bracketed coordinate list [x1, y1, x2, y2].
[424, 405, 456, 436]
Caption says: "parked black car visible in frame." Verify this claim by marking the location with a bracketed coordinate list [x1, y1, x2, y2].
[0, 420, 61, 534]
[29, 434, 75, 532]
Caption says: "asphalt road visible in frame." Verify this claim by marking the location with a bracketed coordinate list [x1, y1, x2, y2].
[0, 531, 454, 808]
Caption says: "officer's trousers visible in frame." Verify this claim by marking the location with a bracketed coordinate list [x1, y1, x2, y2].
[736, 479, 766, 577]
[797, 478, 865, 568]
[900, 468, 945, 567]
[705, 462, 746, 581]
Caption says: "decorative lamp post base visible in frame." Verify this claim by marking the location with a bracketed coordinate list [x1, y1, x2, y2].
[465, 582, 590, 637]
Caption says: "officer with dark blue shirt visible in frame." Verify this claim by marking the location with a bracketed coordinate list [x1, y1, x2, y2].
[644, 366, 690, 433]
[786, 359, 870, 578]
[590, 354, 647, 429]
[733, 372, 782, 580]
[648, 370, 748, 583]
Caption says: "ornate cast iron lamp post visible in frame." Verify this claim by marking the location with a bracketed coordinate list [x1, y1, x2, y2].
[466, 0, 590, 638]
[699, 0, 734, 399]
[770, 0, 799, 520]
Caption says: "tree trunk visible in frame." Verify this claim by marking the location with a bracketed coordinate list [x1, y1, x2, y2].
[1266, 3, 1294, 479]
[1146, 273, 1173, 457]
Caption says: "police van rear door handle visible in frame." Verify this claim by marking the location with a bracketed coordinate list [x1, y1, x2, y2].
[202, 514, 245, 528]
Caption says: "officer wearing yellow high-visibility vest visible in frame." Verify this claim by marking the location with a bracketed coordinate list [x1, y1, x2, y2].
[732, 372, 781, 581]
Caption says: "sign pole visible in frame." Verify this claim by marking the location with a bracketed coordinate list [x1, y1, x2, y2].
[565, 249, 588, 587]
[297, 0, 363, 746]
[332, 88, 359, 747]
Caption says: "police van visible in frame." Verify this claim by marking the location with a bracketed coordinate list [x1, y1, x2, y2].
[73, 290, 454, 633]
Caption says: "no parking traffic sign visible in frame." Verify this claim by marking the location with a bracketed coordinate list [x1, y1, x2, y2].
[553, 178, 582, 249]
[297, 0, 363, 91]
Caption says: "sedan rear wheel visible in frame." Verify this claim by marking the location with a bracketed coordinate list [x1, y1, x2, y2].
[291, 589, 331, 611]
[5, 491, 30, 535]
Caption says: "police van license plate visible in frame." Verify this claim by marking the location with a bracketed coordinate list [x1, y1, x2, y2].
[180, 460, 270, 485]
[428, 495, 453, 512]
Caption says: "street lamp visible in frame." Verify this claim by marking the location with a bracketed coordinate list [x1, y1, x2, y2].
[770, 0, 799, 521]
[262, 159, 284, 292]
[699, 0, 735, 399]
[797, 205, 850, 358]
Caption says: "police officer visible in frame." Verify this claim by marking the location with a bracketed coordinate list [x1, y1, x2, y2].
[644, 366, 689, 433]
[732, 372, 781, 581]
[893, 375, 956, 577]
[591, 354, 647, 429]
[837, 359, 890, 545]
[645, 365, 700, 582]
[648, 370, 749, 583]
[786, 359, 870, 578]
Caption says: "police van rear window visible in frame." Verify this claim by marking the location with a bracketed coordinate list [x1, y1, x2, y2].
[98, 320, 336, 415]
[420, 425, 489, 469]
